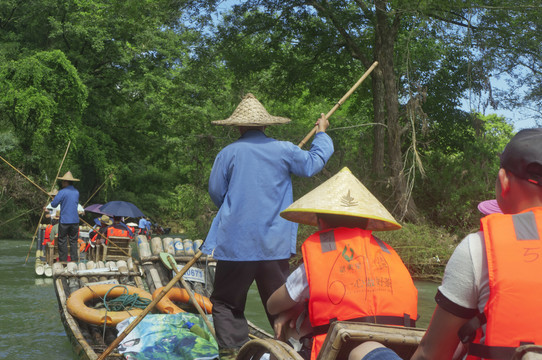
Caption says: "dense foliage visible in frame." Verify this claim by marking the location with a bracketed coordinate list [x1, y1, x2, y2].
[0, 0, 536, 261]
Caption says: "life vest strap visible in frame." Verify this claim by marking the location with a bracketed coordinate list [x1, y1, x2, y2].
[312, 314, 416, 336]
[458, 312, 487, 344]
[468, 343, 516, 359]
[469, 341, 536, 359]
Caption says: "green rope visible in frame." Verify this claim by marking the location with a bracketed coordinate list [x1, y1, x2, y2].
[103, 285, 152, 311]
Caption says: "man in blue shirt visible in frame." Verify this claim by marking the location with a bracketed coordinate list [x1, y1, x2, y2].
[138, 217, 148, 236]
[201, 93, 334, 359]
[50, 171, 80, 262]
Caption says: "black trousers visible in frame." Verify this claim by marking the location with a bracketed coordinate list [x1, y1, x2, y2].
[58, 223, 79, 262]
[210, 259, 290, 350]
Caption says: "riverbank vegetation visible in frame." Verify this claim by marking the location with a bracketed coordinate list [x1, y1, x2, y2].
[1, 1, 540, 277]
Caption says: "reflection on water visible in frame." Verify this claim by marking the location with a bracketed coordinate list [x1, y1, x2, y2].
[1, 239, 438, 360]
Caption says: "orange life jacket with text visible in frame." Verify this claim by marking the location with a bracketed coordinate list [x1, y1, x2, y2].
[464, 208, 542, 360]
[302, 227, 418, 360]
[43, 224, 53, 246]
[106, 225, 130, 239]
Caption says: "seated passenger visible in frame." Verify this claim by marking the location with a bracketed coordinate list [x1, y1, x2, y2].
[267, 167, 417, 360]
[103, 216, 134, 241]
[86, 215, 112, 250]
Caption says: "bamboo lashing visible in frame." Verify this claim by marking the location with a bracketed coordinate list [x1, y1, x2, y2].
[298, 61, 379, 148]
[97, 251, 205, 360]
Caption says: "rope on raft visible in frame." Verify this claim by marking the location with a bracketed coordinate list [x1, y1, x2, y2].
[103, 285, 152, 311]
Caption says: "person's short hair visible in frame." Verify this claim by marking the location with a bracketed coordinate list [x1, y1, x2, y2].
[500, 128, 542, 186]
[317, 213, 369, 229]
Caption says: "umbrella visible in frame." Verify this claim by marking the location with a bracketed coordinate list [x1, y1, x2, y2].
[84, 204, 111, 215]
[99, 201, 145, 218]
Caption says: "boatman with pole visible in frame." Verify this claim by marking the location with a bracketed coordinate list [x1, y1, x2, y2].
[201, 93, 334, 359]
[49, 171, 81, 262]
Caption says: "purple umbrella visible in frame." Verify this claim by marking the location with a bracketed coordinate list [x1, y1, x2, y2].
[84, 203, 111, 215]
[99, 201, 145, 218]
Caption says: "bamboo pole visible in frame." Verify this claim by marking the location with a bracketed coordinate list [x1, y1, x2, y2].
[0, 206, 41, 227]
[24, 141, 71, 264]
[82, 174, 113, 207]
[298, 61, 379, 148]
[0, 155, 50, 196]
[97, 251, 204, 360]
[165, 254, 217, 340]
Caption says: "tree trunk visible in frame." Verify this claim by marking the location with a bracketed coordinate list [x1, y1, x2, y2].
[371, 61, 386, 177]
[375, 0, 420, 222]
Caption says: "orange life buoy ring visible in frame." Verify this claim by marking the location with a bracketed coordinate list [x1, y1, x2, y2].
[66, 284, 153, 326]
[152, 286, 213, 314]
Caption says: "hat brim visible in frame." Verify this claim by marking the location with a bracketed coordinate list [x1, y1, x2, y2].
[58, 176, 80, 181]
[212, 116, 291, 126]
[477, 200, 502, 215]
[280, 167, 401, 231]
[281, 209, 402, 231]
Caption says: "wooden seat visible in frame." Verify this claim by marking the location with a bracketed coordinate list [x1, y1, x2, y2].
[316, 321, 425, 360]
[513, 345, 542, 360]
[45, 237, 79, 265]
[102, 236, 133, 261]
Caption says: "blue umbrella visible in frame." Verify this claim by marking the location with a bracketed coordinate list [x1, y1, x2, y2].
[84, 203, 111, 215]
[99, 201, 145, 218]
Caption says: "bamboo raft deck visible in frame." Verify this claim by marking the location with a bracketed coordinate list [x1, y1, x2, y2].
[53, 235, 272, 360]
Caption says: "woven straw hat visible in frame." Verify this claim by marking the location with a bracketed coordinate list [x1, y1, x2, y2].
[281, 167, 401, 231]
[212, 93, 291, 126]
[48, 189, 58, 196]
[99, 215, 113, 226]
[58, 171, 80, 182]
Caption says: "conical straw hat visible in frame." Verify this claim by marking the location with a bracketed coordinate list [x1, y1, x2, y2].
[281, 167, 401, 231]
[48, 189, 58, 196]
[212, 93, 291, 126]
[58, 171, 80, 182]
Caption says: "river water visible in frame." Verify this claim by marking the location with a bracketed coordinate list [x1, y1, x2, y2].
[0, 239, 438, 360]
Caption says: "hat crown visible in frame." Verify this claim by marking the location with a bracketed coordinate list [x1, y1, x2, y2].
[99, 215, 112, 225]
[212, 93, 291, 126]
[281, 167, 401, 231]
[58, 171, 80, 182]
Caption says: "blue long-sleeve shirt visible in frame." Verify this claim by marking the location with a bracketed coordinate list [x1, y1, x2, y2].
[202, 130, 334, 261]
[50, 185, 80, 224]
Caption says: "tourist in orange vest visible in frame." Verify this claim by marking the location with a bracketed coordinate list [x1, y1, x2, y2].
[103, 216, 134, 241]
[86, 215, 112, 251]
[266, 167, 417, 360]
[351, 128, 542, 360]
[43, 215, 59, 246]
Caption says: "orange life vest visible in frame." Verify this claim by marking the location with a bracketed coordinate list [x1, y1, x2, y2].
[106, 225, 131, 239]
[302, 227, 418, 360]
[464, 208, 542, 360]
[43, 224, 53, 246]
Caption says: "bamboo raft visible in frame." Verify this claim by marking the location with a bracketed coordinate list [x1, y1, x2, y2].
[53, 235, 272, 360]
